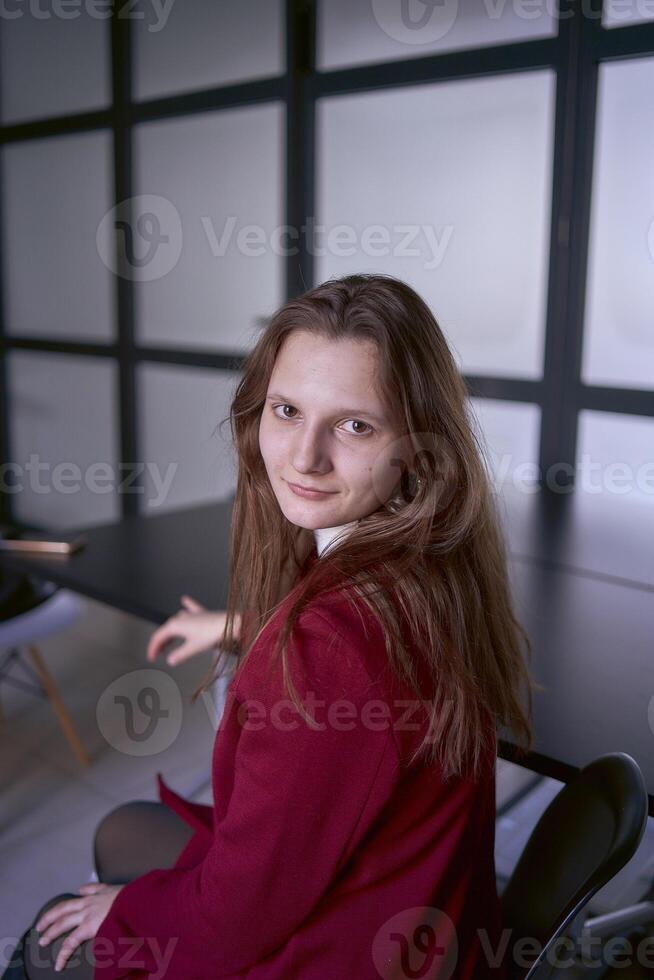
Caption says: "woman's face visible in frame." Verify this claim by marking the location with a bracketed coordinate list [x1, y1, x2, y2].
[259, 329, 403, 530]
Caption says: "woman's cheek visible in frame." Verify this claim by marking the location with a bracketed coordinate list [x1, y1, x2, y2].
[259, 417, 278, 465]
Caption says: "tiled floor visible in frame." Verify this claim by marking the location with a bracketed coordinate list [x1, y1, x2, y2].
[0, 595, 220, 951]
[1, 594, 653, 972]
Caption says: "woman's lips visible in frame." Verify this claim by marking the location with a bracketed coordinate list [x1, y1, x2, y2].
[286, 481, 338, 500]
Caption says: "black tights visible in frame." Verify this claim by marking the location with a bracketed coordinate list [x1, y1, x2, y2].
[2, 800, 195, 979]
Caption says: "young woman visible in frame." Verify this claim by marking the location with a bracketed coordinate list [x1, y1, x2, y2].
[12, 273, 533, 979]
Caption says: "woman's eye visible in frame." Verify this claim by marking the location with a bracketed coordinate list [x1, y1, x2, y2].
[342, 419, 372, 436]
[272, 404, 298, 420]
[271, 404, 371, 436]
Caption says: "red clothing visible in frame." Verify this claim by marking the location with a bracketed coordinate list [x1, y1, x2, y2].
[93, 570, 507, 979]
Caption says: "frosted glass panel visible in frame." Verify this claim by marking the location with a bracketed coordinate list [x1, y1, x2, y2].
[316, 71, 555, 378]
[7, 352, 120, 529]
[468, 398, 541, 492]
[577, 411, 654, 506]
[582, 58, 654, 390]
[602, 1, 654, 27]
[138, 364, 238, 513]
[0, 8, 110, 123]
[134, 0, 284, 100]
[318, 0, 558, 70]
[2, 131, 115, 340]
[133, 104, 284, 350]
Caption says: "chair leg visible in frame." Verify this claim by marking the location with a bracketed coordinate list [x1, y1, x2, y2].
[26, 645, 90, 768]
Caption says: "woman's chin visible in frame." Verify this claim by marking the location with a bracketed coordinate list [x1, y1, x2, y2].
[277, 498, 341, 529]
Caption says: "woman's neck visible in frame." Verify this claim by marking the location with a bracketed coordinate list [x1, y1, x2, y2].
[313, 519, 359, 557]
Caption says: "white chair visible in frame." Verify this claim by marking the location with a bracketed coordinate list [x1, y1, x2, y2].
[0, 583, 89, 766]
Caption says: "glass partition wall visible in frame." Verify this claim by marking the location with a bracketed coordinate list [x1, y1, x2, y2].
[0, 0, 652, 529]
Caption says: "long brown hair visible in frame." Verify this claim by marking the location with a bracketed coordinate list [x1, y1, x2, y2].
[192, 273, 535, 780]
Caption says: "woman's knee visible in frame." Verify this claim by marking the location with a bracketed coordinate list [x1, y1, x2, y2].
[93, 800, 193, 883]
[94, 801, 140, 852]
[93, 801, 149, 881]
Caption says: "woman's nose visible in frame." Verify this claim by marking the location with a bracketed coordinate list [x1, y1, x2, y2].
[290, 424, 331, 474]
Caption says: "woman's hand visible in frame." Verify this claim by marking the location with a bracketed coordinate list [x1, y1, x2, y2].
[35, 882, 124, 973]
[146, 596, 238, 666]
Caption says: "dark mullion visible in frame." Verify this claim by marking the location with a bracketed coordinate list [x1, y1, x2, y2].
[132, 77, 286, 125]
[0, 109, 113, 145]
[1, 337, 119, 358]
[134, 347, 246, 372]
[111, 5, 140, 519]
[594, 18, 654, 58]
[556, 1, 604, 487]
[0, 80, 288, 149]
[580, 386, 654, 417]
[0, 157, 11, 525]
[0, 24, 16, 524]
[313, 35, 561, 98]
[537, 7, 580, 490]
[0, 17, 10, 525]
[463, 376, 544, 405]
[539, 1, 602, 491]
[0, 335, 246, 370]
[285, 0, 316, 298]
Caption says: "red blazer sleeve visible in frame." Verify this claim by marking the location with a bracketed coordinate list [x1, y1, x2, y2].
[93, 603, 399, 978]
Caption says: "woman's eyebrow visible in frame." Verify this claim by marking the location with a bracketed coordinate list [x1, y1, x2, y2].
[265, 393, 387, 425]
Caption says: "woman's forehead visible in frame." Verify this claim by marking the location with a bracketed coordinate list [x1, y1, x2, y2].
[275, 328, 378, 362]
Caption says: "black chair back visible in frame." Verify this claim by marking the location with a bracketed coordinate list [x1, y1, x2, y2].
[501, 752, 648, 979]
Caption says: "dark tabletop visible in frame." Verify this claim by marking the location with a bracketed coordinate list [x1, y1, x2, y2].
[2, 488, 653, 813]
[0, 499, 235, 624]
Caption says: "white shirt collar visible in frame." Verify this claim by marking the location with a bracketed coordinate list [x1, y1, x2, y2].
[313, 519, 359, 557]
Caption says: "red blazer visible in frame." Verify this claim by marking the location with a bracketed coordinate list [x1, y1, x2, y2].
[93, 557, 507, 979]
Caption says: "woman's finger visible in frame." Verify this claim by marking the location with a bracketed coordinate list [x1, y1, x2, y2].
[55, 924, 93, 973]
[166, 642, 196, 666]
[146, 622, 180, 661]
[77, 883, 103, 894]
[181, 595, 206, 613]
[36, 898, 83, 934]
[146, 628, 167, 661]
[39, 910, 84, 946]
